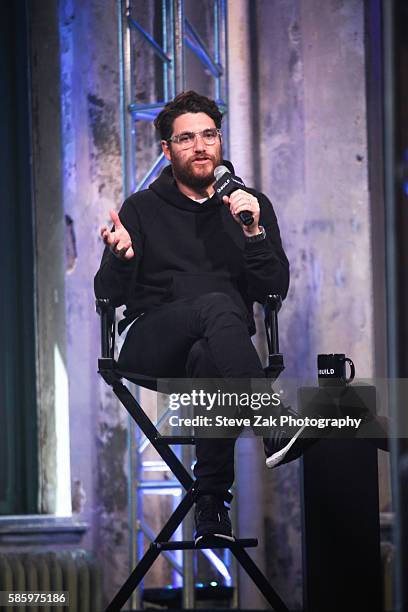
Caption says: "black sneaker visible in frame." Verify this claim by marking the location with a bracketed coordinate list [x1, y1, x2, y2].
[194, 495, 234, 545]
[263, 423, 318, 468]
[264, 413, 390, 467]
[264, 387, 390, 467]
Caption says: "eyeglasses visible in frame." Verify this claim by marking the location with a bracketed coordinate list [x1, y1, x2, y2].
[167, 128, 222, 149]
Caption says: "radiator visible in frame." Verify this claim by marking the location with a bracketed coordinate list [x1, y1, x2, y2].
[0, 550, 102, 612]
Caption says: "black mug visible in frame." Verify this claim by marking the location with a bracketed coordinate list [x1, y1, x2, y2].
[317, 354, 355, 386]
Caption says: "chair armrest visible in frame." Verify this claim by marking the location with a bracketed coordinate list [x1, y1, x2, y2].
[95, 298, 116, 359]
[264, 294, 282, 354]
[263, 294, 284, 379]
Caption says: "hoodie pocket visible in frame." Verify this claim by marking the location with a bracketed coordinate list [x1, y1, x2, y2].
[170, 272, 236, 301]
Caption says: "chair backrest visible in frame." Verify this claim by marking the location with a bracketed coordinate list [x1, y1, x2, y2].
[95, 298, 115, 359]
[263, 294, 284, 379]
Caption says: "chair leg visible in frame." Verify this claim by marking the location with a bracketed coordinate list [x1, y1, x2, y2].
[230, 544, 290, 612]
[112, 379, 194, 489]
[105, 487, 197, 611]
[105, 545, 160, 612]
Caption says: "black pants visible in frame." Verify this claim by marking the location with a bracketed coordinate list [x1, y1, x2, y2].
[118, 292, 265, 501]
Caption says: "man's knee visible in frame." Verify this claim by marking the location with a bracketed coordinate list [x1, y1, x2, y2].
[186, 339, 220, 378]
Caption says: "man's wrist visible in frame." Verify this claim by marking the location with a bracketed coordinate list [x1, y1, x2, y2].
[243, 224, 261, 237]
[244, 225, 266, 242]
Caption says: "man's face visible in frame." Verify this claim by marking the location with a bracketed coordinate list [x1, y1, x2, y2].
[162, 112, 223, 192]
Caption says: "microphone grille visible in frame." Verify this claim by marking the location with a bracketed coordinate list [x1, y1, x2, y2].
[214, 165, 229, 181]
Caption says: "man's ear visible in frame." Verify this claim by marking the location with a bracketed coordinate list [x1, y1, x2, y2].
[161, 140, 171, 161]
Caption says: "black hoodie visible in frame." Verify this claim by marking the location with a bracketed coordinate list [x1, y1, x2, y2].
[94, 162, 289, 334]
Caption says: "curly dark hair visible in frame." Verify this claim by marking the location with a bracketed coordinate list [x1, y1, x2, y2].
[154, 90, 223, 141]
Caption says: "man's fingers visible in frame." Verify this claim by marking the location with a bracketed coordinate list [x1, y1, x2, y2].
[222, 195, 230, 206]
[101, 227, 119, 247]
[233, 203, 255, 214]
[100, 212, 134, 259]
[228, 193, 259, 217]
[109, 234, 121, 247]
[110, 209, 123, 229]
[123, 246, 135, 260]
[115, 240, 131, 252]
[113, 245, 134, 260]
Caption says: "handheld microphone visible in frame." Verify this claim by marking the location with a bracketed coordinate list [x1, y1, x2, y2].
[214, 165, 254, 226]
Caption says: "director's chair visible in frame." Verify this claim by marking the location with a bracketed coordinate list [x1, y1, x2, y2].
[96, 294, 290, 612]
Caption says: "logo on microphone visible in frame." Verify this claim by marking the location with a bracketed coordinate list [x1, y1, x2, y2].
[231, 176, 245, 188]
[216, 178, 230, 193]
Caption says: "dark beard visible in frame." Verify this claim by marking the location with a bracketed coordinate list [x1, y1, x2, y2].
[171, 154, 222, 192]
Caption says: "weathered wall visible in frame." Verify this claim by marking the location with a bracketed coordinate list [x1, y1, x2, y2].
[227, 1, 267, 609]
[59, 0, 130, 603]
[257, 0, 374, 377]
[30, 0, 386, 608]
[30, 0, 72, 518]
[253, 0, 378, 608]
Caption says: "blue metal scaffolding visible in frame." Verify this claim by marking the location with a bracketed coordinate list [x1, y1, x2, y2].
[117, 0, 233, 608]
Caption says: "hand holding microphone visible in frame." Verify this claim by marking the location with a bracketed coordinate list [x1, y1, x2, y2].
[214, 165, 260, 232]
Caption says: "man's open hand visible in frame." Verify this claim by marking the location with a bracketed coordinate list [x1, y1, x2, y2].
[100, 209, 135, 260]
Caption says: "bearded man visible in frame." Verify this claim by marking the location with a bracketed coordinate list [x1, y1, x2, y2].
[94, 90, 291, 543]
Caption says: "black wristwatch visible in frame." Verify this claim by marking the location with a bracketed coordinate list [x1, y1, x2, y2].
[245, 225, 266, 243]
